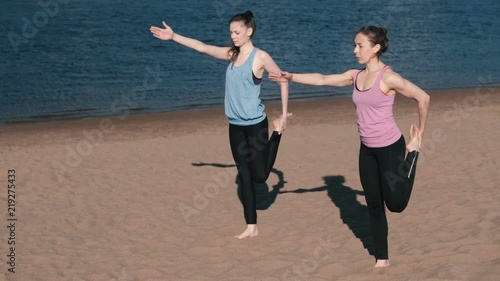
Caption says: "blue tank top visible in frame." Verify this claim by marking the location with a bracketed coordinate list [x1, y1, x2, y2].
[224, 47, 266, 126]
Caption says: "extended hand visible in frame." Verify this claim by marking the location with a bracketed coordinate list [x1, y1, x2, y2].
[269, 71, 293, 83]
[150, 21, 174, 40]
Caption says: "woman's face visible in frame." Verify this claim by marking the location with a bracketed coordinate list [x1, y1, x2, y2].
[229, 21, 252, 47]
[353, 33, 380, 64]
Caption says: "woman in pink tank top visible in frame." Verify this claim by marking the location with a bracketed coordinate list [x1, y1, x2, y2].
[270, 26, 430, 268]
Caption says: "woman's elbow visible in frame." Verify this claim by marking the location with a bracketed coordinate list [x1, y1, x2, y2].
[420, 93, 430, 107]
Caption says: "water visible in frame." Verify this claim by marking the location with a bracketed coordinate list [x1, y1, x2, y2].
[1, 0, 499, 124]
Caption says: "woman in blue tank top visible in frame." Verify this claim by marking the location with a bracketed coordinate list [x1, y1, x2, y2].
[150, 11, 291, 239]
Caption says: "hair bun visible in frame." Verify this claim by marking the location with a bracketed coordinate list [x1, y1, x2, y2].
[244, 10, 254, 18]
[355, 26, 389, 57]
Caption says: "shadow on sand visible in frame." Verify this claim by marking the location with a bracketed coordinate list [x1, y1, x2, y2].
[192, 162, 286, 210]
[280, 175, 375, 257]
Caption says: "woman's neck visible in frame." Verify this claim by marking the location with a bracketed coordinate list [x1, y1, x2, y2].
[365, 58, 385, 73]
[239, 41, 254, 54]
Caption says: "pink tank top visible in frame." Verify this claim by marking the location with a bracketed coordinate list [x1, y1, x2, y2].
[352, 65, 402, 148]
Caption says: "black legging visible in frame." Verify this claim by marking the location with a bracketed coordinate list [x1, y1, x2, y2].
[358, 135, 419, 260]
[229, 117, 281, 224]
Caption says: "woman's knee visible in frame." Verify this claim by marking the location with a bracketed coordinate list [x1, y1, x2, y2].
[386, 201, 407, 213]
[367, 202, 385, 215]
[237, 168, 253, 184]
[253, 172, 269, 183]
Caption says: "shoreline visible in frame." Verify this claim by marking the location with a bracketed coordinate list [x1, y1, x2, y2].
[1, 85, 497, 128]
[1, 86, 498, 148]
[0, 86, 500, 132]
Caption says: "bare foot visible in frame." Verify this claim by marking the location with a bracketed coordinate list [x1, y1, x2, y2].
[406, 124, 420, 152]
[374, 259, 390, 268]
[272, 118, 281, 132]
[234, 224, 258, 239]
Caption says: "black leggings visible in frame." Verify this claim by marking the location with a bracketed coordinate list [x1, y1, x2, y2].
[359, 135, 419, 260]
[229, 117, 281, 224]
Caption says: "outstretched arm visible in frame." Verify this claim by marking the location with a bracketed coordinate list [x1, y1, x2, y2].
[269, 70, 357, 87]
[384, 72, 430, 142]
[150, 21, 231, 61]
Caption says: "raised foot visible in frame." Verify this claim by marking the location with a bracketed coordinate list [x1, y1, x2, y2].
[234, 224, 258, 239]
[406, 124, 420, 152]
[272, 113, 293, 133]
[374, 259, 390, 268]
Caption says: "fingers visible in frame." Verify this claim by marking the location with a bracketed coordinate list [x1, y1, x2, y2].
[150, 28, 162, 39]
[269, 77, 286, 83]
[281, 71, 291, 78]
[277, 113, 290, 134]
[268, 71, 293, 83]
[418, 130, 423, 149]
[279, 119, 287, 134]
[150, 27, 162, 37]
[279, 113, 293, 134]
[280, 126, 286, 134]
[149, 22, 169, 35]
[269, 72, 286, 77]
[268, 72, 281, 79]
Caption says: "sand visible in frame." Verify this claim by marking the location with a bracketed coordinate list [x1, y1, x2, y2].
[0, 87, 499, 281]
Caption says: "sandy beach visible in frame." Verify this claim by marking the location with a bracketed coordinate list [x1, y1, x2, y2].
[1, 87, 499, 281]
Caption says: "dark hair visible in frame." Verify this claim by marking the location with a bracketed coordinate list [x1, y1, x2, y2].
[228, 10, 256, 63]
[355, 26, 389, 57]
